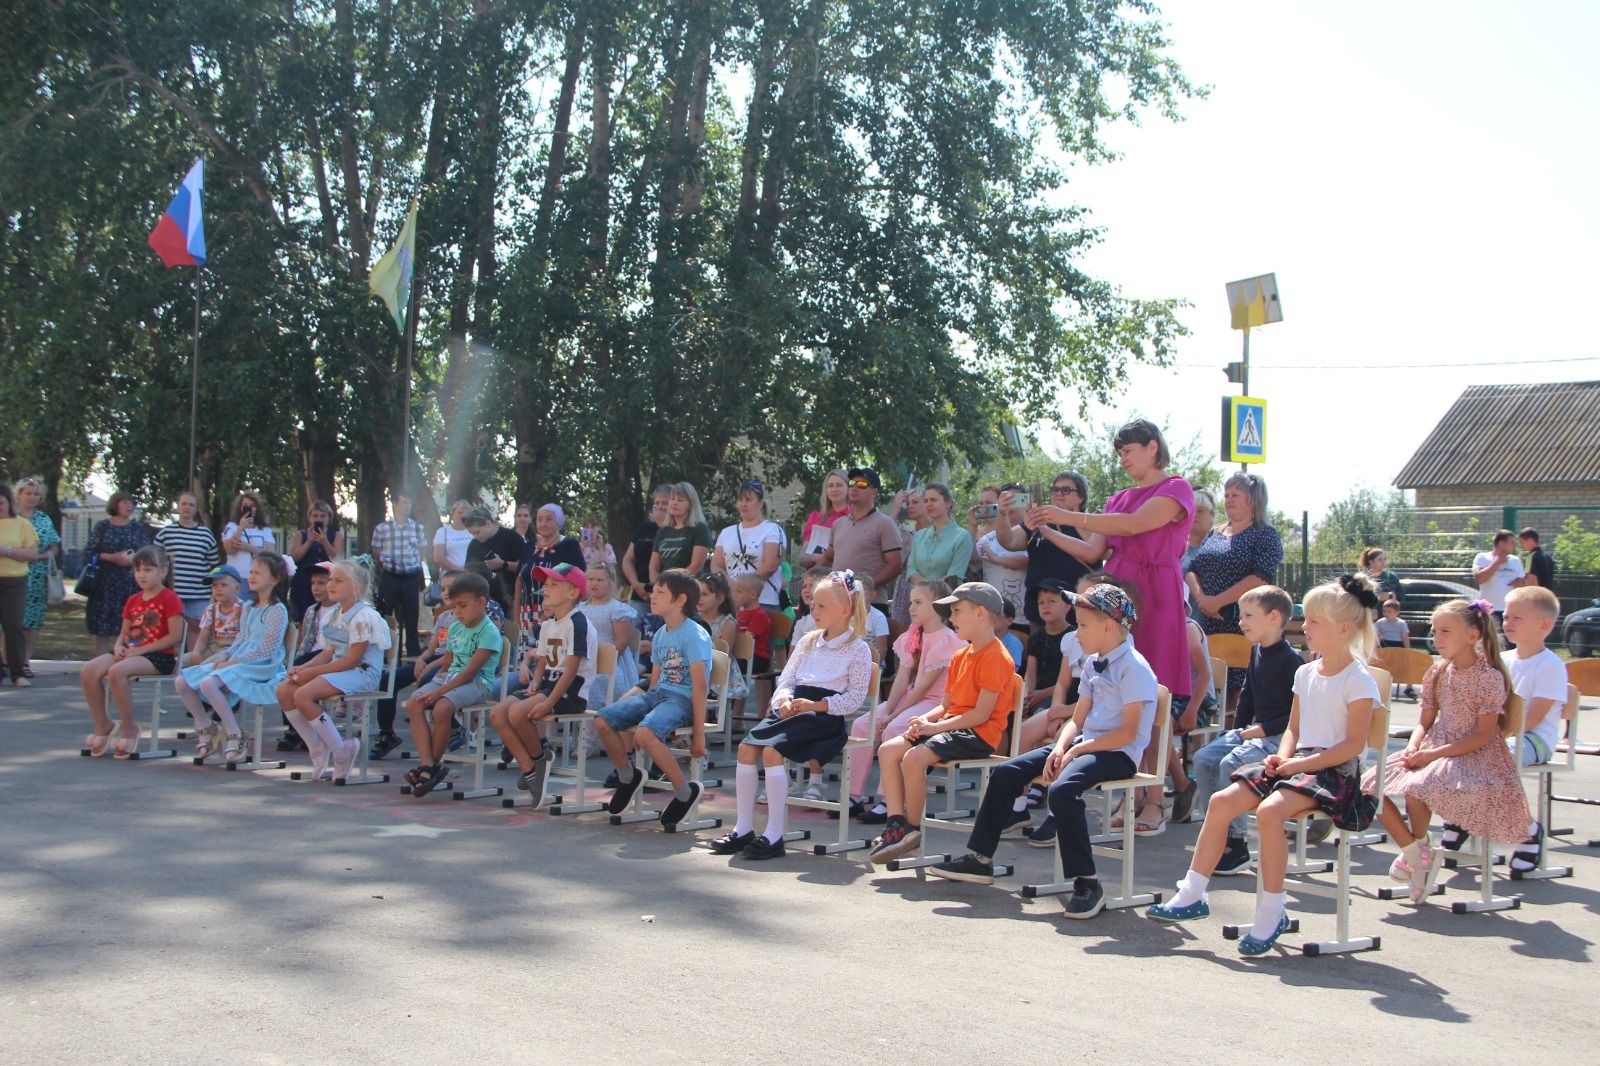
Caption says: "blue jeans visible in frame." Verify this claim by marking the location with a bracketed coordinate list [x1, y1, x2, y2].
[1193, 729, 1279, 838]
[1508, 732, 1552, 766]
[598, 687, 695, 736]
[966, 745, 1137, 880]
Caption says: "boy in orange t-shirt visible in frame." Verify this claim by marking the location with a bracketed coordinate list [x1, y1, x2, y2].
[869, 582, 1019, 863]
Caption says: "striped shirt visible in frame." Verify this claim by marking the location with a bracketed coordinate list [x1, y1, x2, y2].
[371, 517, 426, 573]
[155, 522, 221, 599]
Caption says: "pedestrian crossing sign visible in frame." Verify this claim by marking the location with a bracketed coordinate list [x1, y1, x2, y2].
[1221, 396, 1267, 464]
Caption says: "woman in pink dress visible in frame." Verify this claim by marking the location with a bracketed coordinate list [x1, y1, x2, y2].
[1021, 419, 1194, 834]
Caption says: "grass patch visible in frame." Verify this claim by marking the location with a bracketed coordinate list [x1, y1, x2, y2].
[32, 597, 100, 661]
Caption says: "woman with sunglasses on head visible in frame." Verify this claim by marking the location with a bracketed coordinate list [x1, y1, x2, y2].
[992, 474, 1092, 631]
[711, 481, 787, 611]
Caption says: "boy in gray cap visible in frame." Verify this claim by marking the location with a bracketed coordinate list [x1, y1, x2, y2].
[929, 583, 1159, 920]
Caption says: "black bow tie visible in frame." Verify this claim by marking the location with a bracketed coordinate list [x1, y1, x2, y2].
[1092, 659, 1109, 673]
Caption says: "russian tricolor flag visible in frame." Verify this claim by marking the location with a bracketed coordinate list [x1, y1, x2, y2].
[148, 158, 207, 268]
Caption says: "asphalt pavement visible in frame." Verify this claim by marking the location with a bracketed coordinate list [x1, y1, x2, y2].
[2, 676, 1598, 1064]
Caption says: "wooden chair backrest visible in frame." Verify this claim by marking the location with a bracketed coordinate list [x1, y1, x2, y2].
[1149, 686, 1174, 782]
[710, 649, 730, 691]
[1208, 633, 1252, 671]
[767, 611, 794, 642]
[1566, 658, 1600, 698]
[1563, 683, 1580, 724]
[1373, 646, 1433, 686]
[731, 631, 755, 664]
[713, 638, 729, 654]
[1208, 657, 1226, 704]
[594, 642, 618, 678]
[1369, 666, 1393, 710]
[1365, 695, 1391, 752]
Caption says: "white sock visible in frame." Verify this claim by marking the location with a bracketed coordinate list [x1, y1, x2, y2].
[199, 676, 240, 735]
[1401, 839, 1424, 864]
[1012, 795, 1030, 813]
[762, 765, 790, 843]
[309, 713, 345, 753]
[1250, 890, 1286, 941]
[1527, 819, 1539, 838]
[734, 763, 759, 836]
[284, 709, 318, 749]
[1171, 869, 1209, 908]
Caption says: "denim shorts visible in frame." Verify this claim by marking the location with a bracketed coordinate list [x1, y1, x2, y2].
[598, 688, 695, 736]
[415, 674, 495, 709]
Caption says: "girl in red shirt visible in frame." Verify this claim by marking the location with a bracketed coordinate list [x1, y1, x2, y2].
[81, 545, 185, 758]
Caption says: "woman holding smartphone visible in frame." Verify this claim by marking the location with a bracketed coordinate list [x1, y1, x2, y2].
[288, 499, 345, 621]
[991, 473, 1091, 629]
[222, 492, 276, 576]
[968, 485, 1028, 609]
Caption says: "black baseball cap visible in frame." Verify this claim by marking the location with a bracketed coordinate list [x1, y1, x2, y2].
[846, 467, 881, 490]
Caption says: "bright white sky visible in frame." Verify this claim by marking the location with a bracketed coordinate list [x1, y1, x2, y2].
[1041, 0, 1600, 521]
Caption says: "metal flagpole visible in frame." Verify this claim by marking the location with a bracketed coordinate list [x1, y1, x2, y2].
[190, 266, 201, 493]
[401, 261, 421, 497]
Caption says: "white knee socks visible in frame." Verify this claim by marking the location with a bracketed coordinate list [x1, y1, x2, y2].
[284, 709, 317, 749]
[199, 676, 240, 736]
[1170, 869, 1209, 908]
[1251, 889, 1287, 940]
[307, 712, 345, 753]
[762, 765, 789, 843]
[734, 763, 759, 836]
[174, 681, 212, 728]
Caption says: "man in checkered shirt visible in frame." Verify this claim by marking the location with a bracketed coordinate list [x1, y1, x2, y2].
[371, 491, 427, 656]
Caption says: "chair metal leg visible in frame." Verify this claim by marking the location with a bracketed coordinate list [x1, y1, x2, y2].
[127, 683, 176, 760]
[227, 703, 286, 771]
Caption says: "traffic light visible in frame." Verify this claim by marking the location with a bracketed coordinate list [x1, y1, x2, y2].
[1224, 361, 1245, 384]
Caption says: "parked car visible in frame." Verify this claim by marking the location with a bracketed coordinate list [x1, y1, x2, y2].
[1563, 600, 1600, 658]
[1397, 578, 1481, 652]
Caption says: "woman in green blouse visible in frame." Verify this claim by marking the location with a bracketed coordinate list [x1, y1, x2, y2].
[905, 484, 973, 588]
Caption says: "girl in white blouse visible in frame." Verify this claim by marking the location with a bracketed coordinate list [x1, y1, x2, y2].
[709, 571, 873, 860]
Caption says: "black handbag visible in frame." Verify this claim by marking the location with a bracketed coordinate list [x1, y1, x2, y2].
[74, 553, 99, 598]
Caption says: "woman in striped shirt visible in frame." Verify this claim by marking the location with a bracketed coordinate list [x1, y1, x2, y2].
[155, 491, 221, 636]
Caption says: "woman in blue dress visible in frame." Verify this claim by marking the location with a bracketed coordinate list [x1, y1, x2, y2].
[1184, 473, 1284, 697]
[176, 554, 291, 763]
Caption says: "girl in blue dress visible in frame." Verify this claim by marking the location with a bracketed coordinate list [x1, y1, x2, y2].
[176, 554, 291, 764]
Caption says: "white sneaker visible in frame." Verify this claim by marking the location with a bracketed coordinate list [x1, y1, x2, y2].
[14, 676, 31, 688]
[802, 782, 827, 802]
[333, 738, 361, 782]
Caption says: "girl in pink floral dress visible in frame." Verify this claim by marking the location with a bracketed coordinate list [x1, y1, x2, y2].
[1364, 598, 1529, 903]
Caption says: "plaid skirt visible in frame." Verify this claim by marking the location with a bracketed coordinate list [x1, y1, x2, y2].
[1232, 748, 1376, 831]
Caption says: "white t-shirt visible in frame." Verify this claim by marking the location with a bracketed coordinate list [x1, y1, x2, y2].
[1508, 646, 1568, 751]
[715, 520, 786, 607]
[1058, 631, 1086, 683]
[1293, 658, 1381, 750]
[866, 607, 890, 643]
[974, 530, 1027, 607]
[434, 525, 474, 572]
[1473, 551, 1526, 609]
[221, 522, 276, 575]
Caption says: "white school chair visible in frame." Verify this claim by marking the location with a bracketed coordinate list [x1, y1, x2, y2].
[289, 624, 400, 786]
[610, 651, 727, 834]
[534, 642, 619, 815]
[1021, 686, 1173, 909]
[1551, 661, 1600, 846]
[1416, 694, 1526, 914]
[888, 682, 1026, 874]
[1511, 684, 1580, 881]
[779, 664, 882, 856]
[420, 641, 515, 801]
[82, 619, 191, 761]
[1226, 688, 1391, 957]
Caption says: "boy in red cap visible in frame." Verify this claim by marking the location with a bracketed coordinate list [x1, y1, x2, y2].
[491, 562, 596, 803]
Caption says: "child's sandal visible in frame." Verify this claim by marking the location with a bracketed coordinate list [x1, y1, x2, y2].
[84, 731, 115, 758]
[403, 766, 427, 788]
[194, 726, 219, 760]
[1439, 822, 1468, 851]
[222, 734, 245, 763]
[113, 724, 142, 759]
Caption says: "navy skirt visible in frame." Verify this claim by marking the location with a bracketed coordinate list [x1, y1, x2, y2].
[1232, 748, 1376, 831]
[743, 685, 848, 764]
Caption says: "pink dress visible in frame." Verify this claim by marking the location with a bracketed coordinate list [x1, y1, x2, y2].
[1363, 657, 1530, 843]
[1103, 476, 1194, 697]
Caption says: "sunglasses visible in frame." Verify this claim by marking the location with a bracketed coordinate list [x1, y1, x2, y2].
[1051, 486, 1081, 496]
[848, 479, 873, 490]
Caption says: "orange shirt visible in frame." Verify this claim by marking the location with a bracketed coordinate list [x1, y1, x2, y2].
[942, 637, 1018, 748]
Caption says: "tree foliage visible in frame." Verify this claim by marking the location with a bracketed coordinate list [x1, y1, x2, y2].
[1, 0, 1197, 539]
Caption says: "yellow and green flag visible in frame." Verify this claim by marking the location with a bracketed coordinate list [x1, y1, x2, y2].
[368, 202, 418, 330]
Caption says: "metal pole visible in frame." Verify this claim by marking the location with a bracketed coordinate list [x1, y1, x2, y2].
[189, 266, 201, 493]
[400, 263, 421, 498]
[1239, 328, 1250, 474]
[1301, 509, 1311, 599]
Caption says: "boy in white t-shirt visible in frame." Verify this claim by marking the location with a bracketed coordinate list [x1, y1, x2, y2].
[1501, 587, 1568, 766]
[1473, 529, 1526, 620]
[856, 575, 890, 664]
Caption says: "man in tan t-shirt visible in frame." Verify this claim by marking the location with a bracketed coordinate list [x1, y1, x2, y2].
[819, 467, 903, 612]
